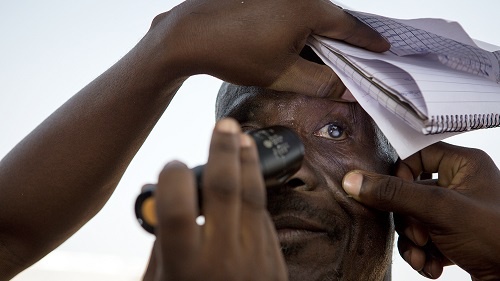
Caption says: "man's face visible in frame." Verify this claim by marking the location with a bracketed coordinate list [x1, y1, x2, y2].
[217, 85, 396, 281]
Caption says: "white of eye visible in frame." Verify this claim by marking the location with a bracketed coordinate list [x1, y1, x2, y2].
[314, 123, 346, 140]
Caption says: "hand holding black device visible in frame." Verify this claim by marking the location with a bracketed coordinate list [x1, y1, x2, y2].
[135, 126, 304, 234]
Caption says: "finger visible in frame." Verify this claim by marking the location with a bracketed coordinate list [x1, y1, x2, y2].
[398, 235, 426, 271]
[398, 236, 447, 279]
[420, 242, 446, 279]
[237, 134, 286, 277]
[202, 118, 242, 248]
[239, 134, 268, 248]
[155, 161, 199, 267]
[270, 3, 391, 99]
[269, 58, 346, 99]
[394, 159, 414, 181]
[142, 242, 157, 281]
[399, 142, 475, 185]
[397, 142, 452, 179]
[395, 214, 429, 247]
[420, 259, 443, 280]
[342, 170, 459, 225]
[310, 3, 390, 52]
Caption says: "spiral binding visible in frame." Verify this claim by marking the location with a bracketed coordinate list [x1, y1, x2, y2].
[427, 114, 500, 134]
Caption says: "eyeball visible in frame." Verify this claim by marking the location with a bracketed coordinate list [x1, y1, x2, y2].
[314, 123, 347, 140]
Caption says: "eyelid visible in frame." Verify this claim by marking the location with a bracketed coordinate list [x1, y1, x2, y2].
[240, 123, 260, 133]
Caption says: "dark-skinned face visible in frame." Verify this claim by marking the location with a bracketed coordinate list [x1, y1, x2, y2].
[216, 84, 397, 281]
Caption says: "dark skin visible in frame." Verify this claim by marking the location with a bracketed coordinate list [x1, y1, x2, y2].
[220, 86, 398, 280]
[145, 85, 398, 281]
[146, 85, 500, 281]
[344, 142, 500, 280]
[0, 0, 391, 279]
[145, 120, 288, 281]
[2, 0, 499, 279]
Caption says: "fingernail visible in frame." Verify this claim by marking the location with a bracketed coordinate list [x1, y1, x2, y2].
[343, 171, 363, 197]
[216, 118, 239, 134]
[418, 270, 434, 279]
[240, 134, 253, 147]
[166, 160, 186, 168]
[339, 88, 357, 102]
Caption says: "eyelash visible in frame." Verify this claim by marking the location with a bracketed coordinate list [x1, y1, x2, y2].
[314, 122, 348, 140]
[240, 125, 257, 133]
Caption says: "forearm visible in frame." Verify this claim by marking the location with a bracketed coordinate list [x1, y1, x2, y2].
[0, 27, 185, 277]
[0, 0, 394, 276]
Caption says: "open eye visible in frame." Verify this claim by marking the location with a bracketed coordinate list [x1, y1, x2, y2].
[314, 123, 347, 140]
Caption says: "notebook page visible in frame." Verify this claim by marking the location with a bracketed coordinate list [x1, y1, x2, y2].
[308, 38, 457, 159]
[310, 38, 427, 128]
[313, 37, 500, 134]
[393, 18, 477, 46]
[342, 53, 428, 119]
[347, 10, 500, 83]
[395, 56, 500, 133]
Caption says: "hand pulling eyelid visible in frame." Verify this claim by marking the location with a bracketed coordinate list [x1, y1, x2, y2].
[135, 126, 305, 234]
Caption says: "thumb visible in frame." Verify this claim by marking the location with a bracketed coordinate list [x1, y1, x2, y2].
[269, 58, 346, 99]
[342, 170, 454, 224]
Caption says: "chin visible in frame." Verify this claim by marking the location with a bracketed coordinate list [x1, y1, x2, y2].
[281, 223, 393, 281]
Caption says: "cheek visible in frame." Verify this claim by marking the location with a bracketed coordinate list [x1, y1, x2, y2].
[352, 147, 392, 173]
[305, 144, 353, 181]
[350, 127, 395, 174]
[309, 140, 387, 176]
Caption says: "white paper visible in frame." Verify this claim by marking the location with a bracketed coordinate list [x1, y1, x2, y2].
[306, 11, 500, 159]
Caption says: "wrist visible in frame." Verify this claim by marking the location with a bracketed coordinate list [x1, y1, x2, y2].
[144, 11, 200, 83]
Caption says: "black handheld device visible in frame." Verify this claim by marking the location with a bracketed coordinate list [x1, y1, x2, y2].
[135, 126, 304, 234]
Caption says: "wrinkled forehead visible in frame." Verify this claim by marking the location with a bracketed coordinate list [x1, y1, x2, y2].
[216, 82, 354, 122]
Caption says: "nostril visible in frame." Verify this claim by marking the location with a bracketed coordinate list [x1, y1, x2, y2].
[286, 178, 306, 188]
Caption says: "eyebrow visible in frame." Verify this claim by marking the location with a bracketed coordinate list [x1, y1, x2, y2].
[320, 107, 337, 121]
[225, 99, 262, 123]
[318, 101, 357, 123]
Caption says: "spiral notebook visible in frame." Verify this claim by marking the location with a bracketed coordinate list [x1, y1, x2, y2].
[307, 9, 500, 158]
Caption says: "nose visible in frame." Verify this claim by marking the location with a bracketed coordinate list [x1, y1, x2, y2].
[283, 161, 317, 191]
[285, 177, 306, 188]
[266, 158, 316, 193]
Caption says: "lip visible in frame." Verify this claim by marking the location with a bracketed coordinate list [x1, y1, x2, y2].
[273, 215, 328, 244]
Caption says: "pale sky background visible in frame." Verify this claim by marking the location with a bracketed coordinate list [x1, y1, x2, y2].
[1, 0, 499, 280]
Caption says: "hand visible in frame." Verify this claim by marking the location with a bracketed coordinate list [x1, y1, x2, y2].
[143, 118, 287, 281]
[150, 0, 389, 98]
[341, 142, 500, 280]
